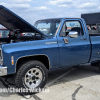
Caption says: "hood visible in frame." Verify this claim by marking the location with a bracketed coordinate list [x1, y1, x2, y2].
[0, 5, 46, 36]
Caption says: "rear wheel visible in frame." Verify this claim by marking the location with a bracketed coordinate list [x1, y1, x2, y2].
[15, 60, 48, 94]
[91, 61, 100, 71]
[91, 62, 98, 67]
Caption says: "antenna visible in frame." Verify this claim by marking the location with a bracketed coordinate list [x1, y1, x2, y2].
[69, 8, 70, 17]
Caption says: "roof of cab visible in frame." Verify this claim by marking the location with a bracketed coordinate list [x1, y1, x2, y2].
[36, 18, 82, 21]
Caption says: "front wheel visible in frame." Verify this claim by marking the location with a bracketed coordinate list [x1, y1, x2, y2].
[15, 60, 48, 94]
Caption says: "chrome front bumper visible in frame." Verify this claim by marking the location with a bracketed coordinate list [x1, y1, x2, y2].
[0, 66, 7, 76]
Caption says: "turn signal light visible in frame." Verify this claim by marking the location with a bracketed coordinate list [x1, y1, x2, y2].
[11, 56, 14, 65]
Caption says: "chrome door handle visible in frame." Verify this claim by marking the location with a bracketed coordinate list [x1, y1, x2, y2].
[64, 38, 68, 44]
[81, 38, 87, 40]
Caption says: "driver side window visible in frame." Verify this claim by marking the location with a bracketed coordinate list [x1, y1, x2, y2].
[60, 21, 84, 37]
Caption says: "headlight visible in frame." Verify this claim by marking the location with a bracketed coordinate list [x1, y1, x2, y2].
[11, 56, 14, 65]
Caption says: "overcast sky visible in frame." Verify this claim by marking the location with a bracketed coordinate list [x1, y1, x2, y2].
[0, 0, 100, 25]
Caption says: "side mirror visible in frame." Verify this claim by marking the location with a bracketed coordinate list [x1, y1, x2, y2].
[68, 31, 78, 38]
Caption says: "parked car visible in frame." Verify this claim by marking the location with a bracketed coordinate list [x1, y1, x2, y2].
[0, 28, 10, 43]
[0, 28, 10, 38]
[0, 28, 24, 43]
[0, 6, 100, 94]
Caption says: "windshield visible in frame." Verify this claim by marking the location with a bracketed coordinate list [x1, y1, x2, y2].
[34, 19, 61, 36]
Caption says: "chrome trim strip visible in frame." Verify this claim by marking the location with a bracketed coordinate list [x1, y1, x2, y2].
[45, 42, 57, 44]
[15, 54, 51, 73]
[54, 20, 62, 36]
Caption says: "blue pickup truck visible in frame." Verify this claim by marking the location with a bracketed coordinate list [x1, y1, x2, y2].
[0, 5, 100, 93]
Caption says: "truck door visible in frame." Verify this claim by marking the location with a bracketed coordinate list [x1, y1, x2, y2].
[58, 19, 90, 67]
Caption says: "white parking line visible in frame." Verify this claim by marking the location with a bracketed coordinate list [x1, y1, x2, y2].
[46, 68, 75, 87]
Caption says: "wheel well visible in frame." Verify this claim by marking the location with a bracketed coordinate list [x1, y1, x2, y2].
[16, 55, 50, 72]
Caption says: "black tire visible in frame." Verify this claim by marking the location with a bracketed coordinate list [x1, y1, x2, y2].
[98, 62, 100, 71]
[91, 62, 98, 67]
[15, 60, 48, 94]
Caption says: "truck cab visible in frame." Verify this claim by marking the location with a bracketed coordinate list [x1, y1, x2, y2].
[0, 5, 100, 94]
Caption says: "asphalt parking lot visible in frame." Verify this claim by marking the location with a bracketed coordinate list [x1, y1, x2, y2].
[0, 64, 100, 100]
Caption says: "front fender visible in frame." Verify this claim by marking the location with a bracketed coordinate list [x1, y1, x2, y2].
[2, 38, 60, 75]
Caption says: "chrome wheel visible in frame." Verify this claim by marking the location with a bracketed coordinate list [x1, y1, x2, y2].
[24, 67, 43, 88]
